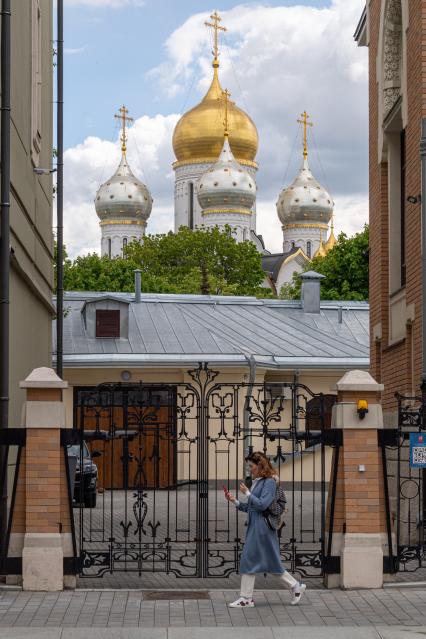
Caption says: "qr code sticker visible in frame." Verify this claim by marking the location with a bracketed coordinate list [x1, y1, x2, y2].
[412, 447, 426, 464]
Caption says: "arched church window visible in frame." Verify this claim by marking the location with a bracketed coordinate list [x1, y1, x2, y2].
[291, 241, 295, 249]
[123, 237, 127, 253]
[108, 238, 111, 259]
[307, 241, 312, 258]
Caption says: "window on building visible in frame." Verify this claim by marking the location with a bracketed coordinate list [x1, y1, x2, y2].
[123, 237, 128, 252]
[387, 122, 406, 293]
[188, 182, 194, 229]
[31, 0, 42, 166]
[306, 241, 312, 258]
[400, 129, 406, 286]
[291, 241, 295, 249]
[108, 238, 112, 259]
[96, 310, 120, 338]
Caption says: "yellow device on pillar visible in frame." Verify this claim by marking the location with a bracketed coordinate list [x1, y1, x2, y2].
[357, 399, 369, 420]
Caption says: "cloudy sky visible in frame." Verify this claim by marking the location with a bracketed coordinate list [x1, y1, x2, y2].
[60, 0, 368, 257]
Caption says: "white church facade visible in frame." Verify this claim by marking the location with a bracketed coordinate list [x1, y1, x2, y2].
[93, 11, 337, 293]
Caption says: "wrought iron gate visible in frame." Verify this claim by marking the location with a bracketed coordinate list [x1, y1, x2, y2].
[381, 389, 426, 573]
[0, 428, 25, 577]
[68, 365, 338, 580]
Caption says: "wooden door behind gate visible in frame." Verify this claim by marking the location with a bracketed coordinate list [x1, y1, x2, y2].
[75, 390, 176, 490]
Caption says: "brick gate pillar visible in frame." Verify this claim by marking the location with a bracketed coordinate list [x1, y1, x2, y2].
[19, 367, 69, 591]
[326, 369, 388, 589]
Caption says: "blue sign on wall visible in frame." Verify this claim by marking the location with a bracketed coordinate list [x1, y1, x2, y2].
[409, 432, 426, 468]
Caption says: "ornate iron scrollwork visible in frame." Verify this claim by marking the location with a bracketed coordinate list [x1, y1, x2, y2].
[73, 368, 329, 580]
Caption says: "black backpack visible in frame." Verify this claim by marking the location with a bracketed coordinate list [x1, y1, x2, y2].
[263, 481, 287, 531]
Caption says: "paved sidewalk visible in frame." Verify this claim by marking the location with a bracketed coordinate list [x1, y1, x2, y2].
[0, 628, 425, 639]
[0, 587, 426, 633]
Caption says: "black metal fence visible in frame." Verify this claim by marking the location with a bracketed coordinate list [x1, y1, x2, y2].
[0, 428, 26, 576]
[381, 389, 426, 573]
[67, 366, 339, 580]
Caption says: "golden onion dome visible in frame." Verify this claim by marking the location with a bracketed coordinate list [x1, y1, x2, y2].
[313, 235, 327, 259]
[324, 216, 337, 253]
[172, 65, 259, 166]
[324, 229, 337, 253]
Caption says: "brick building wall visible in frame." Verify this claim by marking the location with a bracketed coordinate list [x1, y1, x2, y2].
[365, 0, 424, 418]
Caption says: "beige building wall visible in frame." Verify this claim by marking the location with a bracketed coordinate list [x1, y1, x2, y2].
[62, 366, 345, 483]
[8, 0, 54, 430]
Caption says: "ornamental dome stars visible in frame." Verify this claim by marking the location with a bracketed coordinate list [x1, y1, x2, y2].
[196, 136, 256, 215]
[95, 105, 153, 258]
[276, 157, 333, 228]
[95, 154, 152, 224]
[194, 86, 256, 243]
[277, 111, 335, 258]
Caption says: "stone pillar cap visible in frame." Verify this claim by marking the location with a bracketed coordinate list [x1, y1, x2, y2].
[300, 271, 326, 281]
[331, 369, 384, 392]
[20, 367, 68, 389]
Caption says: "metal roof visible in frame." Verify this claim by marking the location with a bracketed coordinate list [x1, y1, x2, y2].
[55, 292, 369, 370]
[261, 249, 299, 282]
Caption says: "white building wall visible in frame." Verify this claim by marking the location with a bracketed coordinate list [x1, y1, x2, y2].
[100, 222, 146, 257]
[283, 225, 327, 256]
[174, 162, 257, 235]
[275, 259, 306, 294]
[201, 212, 252, 243]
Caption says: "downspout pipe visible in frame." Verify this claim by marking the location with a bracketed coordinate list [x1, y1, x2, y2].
[56, 0, 64, 378]
[134, 269, 141, 303]
[243, 355, 256, 483]
[0, 0, 11, 555]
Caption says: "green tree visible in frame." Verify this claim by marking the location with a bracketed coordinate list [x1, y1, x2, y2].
[280, 225, 369, 301]
[53, 241, 72, 289]
[61, 226, 269, 297]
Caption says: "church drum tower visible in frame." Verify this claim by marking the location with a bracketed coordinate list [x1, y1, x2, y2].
[172, 12, 259, 236]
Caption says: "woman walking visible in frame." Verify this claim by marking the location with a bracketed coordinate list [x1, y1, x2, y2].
[225, 452, 306, 608]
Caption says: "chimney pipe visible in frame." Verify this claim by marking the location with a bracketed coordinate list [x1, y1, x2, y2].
[300, 271, 325, 314]
[134, 269, 141, 303]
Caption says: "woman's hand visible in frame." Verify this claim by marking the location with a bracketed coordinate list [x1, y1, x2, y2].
[239, 482, 249, 495]
[225, 490, 236, 503]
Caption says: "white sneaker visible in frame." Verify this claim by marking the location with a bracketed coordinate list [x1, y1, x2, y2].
[290, 583, 306, 605]
[228, 596, 255, 608]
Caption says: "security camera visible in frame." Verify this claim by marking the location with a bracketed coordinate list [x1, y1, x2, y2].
[407, 195, 421, 204]
[33, 168, 57, 175]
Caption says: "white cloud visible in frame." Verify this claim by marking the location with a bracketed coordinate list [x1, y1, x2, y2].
[64, 45, 87, 55]
[150, 0, 367, 193]
[64, 0, 144, 8]
[256, 194, 368, 255]
[64, 0, 368, 259]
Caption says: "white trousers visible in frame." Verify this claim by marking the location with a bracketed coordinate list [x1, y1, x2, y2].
[240, 571, 299, 599]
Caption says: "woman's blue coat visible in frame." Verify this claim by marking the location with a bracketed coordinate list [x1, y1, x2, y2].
[237, 477, 283, 575]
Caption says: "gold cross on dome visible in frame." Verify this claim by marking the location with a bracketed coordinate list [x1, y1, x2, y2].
[205, 11, 227, 66]
[297, 110, 313, 160]
[221, 88, 231, 136]
[114, 105, 134, 154]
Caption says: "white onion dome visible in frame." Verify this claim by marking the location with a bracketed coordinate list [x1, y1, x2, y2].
[276, 158, 333, 226]
[95, 154, 153, 223]
[196, 136, 256, 215]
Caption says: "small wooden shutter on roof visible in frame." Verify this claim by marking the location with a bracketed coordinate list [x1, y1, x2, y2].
[96, 309, 120, 338]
